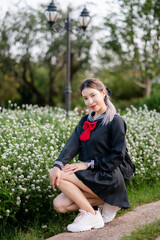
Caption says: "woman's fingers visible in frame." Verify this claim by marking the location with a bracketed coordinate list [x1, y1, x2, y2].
[63, 165, 77, 172]
[63, 165, 78, 174]
[69, 168, 79, 174]
[56, 175, 60, 186]
[63, 163, 88, 173]
[52, 174, 57, 189]
[49, 167, 62, 189]
[63, 164, 77, 169]
[63, 167, 76, 172]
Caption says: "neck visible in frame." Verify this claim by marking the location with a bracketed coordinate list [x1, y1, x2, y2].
[94, 106, 107, 119]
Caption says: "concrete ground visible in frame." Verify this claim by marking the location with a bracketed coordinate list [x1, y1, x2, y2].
[46, 200, 160, 240]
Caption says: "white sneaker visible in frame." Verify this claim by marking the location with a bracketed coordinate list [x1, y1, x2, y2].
[99, 203, 120, 223]
[67, 209, 104, 232]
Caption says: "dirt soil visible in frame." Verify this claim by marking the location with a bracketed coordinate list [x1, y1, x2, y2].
[46, 200, 160, 240]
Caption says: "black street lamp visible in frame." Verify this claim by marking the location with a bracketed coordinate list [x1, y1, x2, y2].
[45, 0, 91, 117]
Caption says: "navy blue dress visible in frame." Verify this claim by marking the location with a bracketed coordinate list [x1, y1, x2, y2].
[54, 112, 135, 209]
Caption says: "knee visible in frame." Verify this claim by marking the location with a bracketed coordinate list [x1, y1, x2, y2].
[53, 197, 67, 213]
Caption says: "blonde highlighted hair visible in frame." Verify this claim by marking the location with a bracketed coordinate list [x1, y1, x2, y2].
[80, 78, 116, 125]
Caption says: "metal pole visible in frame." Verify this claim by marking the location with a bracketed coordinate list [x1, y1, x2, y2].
[65, 13, 72, 117]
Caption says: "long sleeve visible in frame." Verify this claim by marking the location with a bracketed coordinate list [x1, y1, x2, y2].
[53, 115, 87, 169]
[93, 116, 127, 172]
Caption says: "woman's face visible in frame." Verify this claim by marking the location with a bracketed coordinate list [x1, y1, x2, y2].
[81, 87, 107, 115]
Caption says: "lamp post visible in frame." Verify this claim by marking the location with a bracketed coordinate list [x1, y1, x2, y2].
[45, 1, 91, 117]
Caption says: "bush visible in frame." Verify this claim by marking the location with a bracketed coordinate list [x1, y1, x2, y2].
[0, 103, 160, 225]
[0, 103, 81, 225]
[130, 91, 160, 112]
[142, 91, 160, 112]
[123, 105, 160, 183]
[115, 91, 160, 113]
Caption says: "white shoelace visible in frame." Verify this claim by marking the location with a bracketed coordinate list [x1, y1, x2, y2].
[74, 209, 86, 223]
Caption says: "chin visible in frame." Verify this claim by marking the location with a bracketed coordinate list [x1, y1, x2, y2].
[88, 108, 92, 114]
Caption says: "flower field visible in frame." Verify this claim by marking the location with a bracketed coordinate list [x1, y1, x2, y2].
[0, 103, 160, 225]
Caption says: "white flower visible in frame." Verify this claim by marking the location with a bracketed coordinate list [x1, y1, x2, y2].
[41, 225, 47, 229]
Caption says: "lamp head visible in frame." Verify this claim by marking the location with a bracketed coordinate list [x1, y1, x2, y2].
[45, 0, 59, 27]
[79, 7, 91, 31]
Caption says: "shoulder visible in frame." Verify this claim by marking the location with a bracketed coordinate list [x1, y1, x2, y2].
[109, 114, 127, 132]
[113, 114, 125, 124]
[78, 114, 89, 125]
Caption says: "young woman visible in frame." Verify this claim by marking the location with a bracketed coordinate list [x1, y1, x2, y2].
[49, 78, 135, 232]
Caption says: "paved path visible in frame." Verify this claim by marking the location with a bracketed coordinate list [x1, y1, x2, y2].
[46, 200, 160, 240]
[155, 237, 160, 240]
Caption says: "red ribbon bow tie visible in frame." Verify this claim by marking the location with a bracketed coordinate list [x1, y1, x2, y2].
[79, 121, 97, 141]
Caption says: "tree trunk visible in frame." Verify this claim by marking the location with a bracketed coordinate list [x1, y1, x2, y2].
[22, 62, 47, 106]
[48, 72, 54, 106]
[145, 79, 152, 98]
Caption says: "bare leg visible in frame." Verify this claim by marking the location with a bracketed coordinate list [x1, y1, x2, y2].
[53, 191, 105, 213]
[61, 171, 97, 196]
[58, 179, 96, 214]
[54, 171, 104, 214]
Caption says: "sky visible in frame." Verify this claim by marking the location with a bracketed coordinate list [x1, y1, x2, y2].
[0, 0, 119, 66]
[0, 0, 119, 26]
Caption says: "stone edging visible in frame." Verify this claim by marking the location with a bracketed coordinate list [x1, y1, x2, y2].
[46, 200, 160, 240]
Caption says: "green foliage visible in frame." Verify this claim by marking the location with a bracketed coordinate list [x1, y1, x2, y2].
[0, 104, 81, 226]
[120, 219, 160, 240]
[114, 89, 160, 112]
[123, 105, 160, 182]
[0, 22, 20, 105]
[99, 0, 160, 97]
[0, 181, 160, 239]
[0, 103, 160, 228]
[0, 5, 94, 107]
[97, 67, 143, 100]
[126, 181, 160, 210]
[131, 90, 160, 112]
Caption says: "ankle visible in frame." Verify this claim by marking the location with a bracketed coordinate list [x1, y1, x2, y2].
[90, 210, 96, 215]
[82, 209, 95, 215]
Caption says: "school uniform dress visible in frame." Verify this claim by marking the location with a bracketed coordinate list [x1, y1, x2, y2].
[53, 112, 135, 209]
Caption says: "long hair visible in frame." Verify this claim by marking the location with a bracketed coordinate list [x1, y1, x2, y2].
[80, 78, 116, 126]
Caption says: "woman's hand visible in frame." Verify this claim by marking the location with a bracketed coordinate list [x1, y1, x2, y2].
[62, 162, 91, 174]
[49, 167, 62, 189]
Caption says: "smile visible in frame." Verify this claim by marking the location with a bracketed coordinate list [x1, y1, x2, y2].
[91, 105, 96, 108]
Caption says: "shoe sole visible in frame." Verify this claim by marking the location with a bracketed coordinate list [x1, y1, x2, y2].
[67, 222, 104, 232]
[103, 215, 116, 223]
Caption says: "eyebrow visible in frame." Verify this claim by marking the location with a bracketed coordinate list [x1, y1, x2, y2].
[82, 92, 96, 98]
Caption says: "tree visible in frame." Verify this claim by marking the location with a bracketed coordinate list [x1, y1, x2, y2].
[99, 0, 160, 97]
[1, 5, 94, 107]
[0, 18, 20, 106]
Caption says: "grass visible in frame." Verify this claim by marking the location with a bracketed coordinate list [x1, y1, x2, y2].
[1, 180, 160, 240]
[116, 180, 160, 217]
[120, 219, 160, 240]
[0, 211, 77, 240]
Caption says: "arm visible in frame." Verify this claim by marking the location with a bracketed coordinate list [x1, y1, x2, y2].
[49, 167, 61, 189]
[93, 116, 127, 172]
[53, 115, 88, 170]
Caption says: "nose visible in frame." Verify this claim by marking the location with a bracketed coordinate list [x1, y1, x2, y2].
[87, 97, 93, 105]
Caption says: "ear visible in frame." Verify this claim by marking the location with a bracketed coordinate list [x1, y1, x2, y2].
[102, 89, 107, 98]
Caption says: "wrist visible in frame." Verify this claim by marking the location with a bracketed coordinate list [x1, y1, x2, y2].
[86, 162, 91, 168]
[86, 160, 94, 169]
[53, 161, 64, 170]
[53, 166, 61, 171]
[53, 164, 62, 170]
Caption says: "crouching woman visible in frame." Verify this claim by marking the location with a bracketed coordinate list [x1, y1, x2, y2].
[49, 78, 135, 232]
